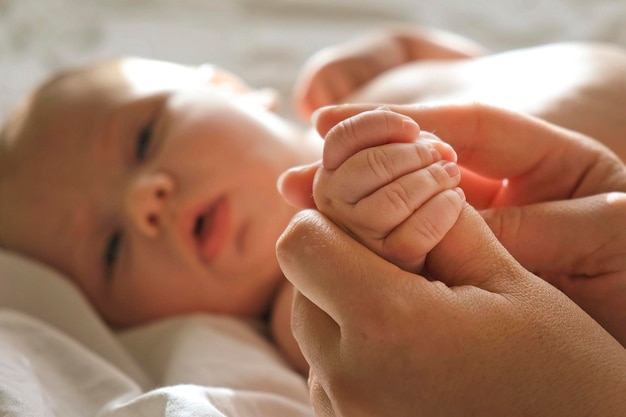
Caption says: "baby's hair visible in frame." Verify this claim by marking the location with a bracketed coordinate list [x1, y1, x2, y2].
[0, 66, 79, 171]
[0, 62, 101, 250]
[0, 88, 38, 250]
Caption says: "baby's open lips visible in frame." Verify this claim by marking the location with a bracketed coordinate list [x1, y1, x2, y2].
[193, 215, 206, 238]
[192, 196, 231, 264]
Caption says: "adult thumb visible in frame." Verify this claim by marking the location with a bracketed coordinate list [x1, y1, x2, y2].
[277, 161, 321, 209]
[427, 203, 533, 294]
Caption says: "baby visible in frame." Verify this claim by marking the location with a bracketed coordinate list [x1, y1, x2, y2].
[0, 56, 460, 374]
[2, 25, 626, 374]
[294, 25, 626, 160]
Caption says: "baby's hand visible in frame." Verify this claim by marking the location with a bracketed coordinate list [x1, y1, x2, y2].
[293, 26, 487, 121]
[313, 108, 464, 273]
[293, 31, 408, 121]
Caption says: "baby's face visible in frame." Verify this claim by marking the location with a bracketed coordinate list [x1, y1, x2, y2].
[1, 58, 315, 325]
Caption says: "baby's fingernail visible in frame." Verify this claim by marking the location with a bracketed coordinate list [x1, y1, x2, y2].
[454, 187, 466, 201]
[443, 161, 460, 178]
[431, 148, 442, 162]
[403, 119, 420, 137]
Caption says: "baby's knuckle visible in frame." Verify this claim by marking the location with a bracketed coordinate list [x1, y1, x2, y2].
[427, 162, 452, 186]
[414, 216, 444, 248]
[410, 141, 435, 166]
[366, 147, 395, 181]
[383, 182, 413, 214]
[341, 116, 361, 141]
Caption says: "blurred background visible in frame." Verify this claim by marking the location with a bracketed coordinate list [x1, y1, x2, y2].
[1, 0, 625, 121]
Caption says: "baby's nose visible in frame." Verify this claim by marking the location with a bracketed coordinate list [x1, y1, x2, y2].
[127, 172, 175, 237]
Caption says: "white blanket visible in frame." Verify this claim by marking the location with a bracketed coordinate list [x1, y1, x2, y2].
[0, 250, 311, 416]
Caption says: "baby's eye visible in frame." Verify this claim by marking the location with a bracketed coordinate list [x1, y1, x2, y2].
[136, 124, 153, 161]
[104, 231, 122, 278]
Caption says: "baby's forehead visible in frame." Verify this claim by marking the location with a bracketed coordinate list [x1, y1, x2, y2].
[34, 58, 214, 113]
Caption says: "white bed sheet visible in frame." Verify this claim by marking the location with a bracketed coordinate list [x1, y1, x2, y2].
[0, 249, 311, 417]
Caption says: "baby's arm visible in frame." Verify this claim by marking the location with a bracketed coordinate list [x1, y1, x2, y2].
[294, 26, 487, 120]
[313, 108, 464, 273]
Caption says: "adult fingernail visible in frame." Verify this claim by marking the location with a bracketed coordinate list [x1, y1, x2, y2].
[277, 166, 305, 192]
[311, 106, 334, 127]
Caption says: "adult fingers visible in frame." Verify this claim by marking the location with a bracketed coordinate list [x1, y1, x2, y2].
[427, 203, 530, 293]
[481, 192, 626, 278]
[276, 209, 435, 324]
[291, 290, 340, 380]
[314, 103, 576, 174]
[314, 103, 626, 202]
[277, 161, 321, 209]
[308, 369, 336, 417]
[481, 192, 626, 347]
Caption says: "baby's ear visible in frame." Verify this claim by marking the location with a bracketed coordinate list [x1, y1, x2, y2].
[197, 64, 280, 112]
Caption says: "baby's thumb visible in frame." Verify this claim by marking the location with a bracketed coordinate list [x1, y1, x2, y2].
[427, 203, 531, 294]
[277, 161, 322, 209]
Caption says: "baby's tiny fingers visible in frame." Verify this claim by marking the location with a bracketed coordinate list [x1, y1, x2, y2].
[316, 137, 454, 206]
[322, 109, 420, 170]
[383, 187, 466, 272]
[345, 160, 462, 241]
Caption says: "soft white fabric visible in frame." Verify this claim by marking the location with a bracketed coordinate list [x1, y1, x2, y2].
[0, 250, 312, 416]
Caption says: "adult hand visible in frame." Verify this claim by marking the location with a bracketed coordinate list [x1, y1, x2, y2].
[277, 205, 626, 416]
[281, 102, 626, 346]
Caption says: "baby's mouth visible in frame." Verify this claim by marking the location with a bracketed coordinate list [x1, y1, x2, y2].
[193, 216, 206, 237]
[193, 196, 231, 264]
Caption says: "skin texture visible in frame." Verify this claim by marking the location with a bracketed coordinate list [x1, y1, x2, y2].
[277, 103, 626, 416]
[311, 109, 463, 273]
[283, 103, 626, 347]
[277, 109, 466, 372]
